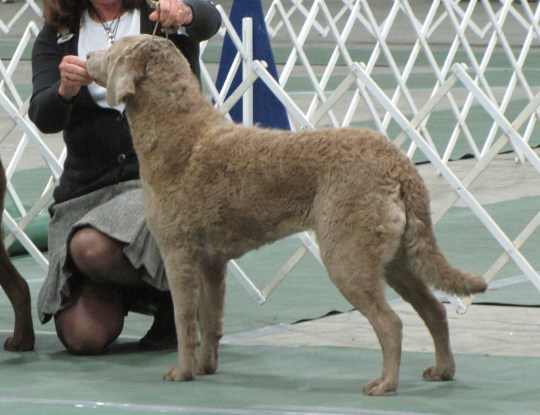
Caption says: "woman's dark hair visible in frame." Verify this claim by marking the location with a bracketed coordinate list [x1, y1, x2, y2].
[43, 0, 145, 32]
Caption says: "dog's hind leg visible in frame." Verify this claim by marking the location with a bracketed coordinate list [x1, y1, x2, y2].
[0, 160, 34, 351]
[196, 259, 226, 376]
[320, 239, 403, 396]
[356, 291, 403, 396]
[316, 187, 408, 395]
[385, 254, 455, 381]
[0, 240, 35, 351]
[163, 249, 200, 382]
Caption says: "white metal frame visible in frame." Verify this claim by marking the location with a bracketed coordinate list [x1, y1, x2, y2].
[0, 0, 42, 34]
[1, 21, 60, 270]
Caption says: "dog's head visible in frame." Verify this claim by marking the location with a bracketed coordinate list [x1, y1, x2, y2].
[86, 34, 178, 106]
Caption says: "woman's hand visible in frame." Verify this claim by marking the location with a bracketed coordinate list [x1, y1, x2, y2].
[149, 0, 193, 29]
[58, 55, 93, 102]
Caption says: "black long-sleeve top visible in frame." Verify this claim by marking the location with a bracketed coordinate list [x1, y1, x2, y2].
[29, 1, 221, 204]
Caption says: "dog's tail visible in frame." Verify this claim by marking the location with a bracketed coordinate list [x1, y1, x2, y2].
[400, 171, 487, 297]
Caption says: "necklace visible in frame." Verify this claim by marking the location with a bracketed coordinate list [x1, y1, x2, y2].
[91, 5, 123, 46]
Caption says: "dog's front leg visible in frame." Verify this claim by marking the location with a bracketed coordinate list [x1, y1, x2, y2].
[162, 250, 200, 382]
[196, 259, 226, 376]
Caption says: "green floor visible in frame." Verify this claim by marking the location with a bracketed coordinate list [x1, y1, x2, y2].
[1, 342, 539, 415]
[1, 194, 540, 414]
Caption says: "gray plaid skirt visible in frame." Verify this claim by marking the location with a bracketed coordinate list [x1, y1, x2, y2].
[38, 180, 168, 324]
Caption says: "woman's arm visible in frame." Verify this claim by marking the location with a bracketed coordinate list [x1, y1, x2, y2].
[28, 26, 74, 134]
[181, 0, 222, 42]
[149, 0, 221, 41]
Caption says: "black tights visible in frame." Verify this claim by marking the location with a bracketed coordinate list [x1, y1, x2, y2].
[55, 227, 143, 354]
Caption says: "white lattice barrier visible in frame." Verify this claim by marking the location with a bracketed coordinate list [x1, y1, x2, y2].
[1, 17, 62, 271]
[199, 0, 540, 308]
[2, 1, 540, 310]
[0, 0, 42, 34]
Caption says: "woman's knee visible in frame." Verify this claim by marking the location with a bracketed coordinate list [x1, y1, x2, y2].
[69, 227, 143, 286]
[56, 319, 120, 355]
[70, 227, 124, 278]
[54, 282, 125, 355]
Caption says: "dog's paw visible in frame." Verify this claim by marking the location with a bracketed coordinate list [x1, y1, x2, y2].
[422, 365, 455, 381]
[196, 360, 218, 376]
[196, 348, 219, 375]
[3, 332, 35, 352]
[163, 365, 195, 382]
[362, 378, 397, 396]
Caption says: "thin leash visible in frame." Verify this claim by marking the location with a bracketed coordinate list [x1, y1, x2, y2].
[147, 0, 175, 49]
[147, 0, 161, 47]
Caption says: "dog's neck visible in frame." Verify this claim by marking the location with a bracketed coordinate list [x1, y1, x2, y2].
[124, 54, 223, 185]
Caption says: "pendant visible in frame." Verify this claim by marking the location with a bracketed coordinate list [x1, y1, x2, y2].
[104, 29, 114, 46]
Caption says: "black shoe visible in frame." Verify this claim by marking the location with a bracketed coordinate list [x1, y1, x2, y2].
[138, 291, 177, 349]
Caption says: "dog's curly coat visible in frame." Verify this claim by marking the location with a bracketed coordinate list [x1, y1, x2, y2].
[87, 35, 487, 396]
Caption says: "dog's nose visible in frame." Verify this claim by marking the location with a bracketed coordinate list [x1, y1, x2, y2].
[86, 52, 93, 60]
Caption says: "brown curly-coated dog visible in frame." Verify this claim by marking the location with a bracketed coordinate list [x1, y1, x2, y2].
[87, 35, 486, 396]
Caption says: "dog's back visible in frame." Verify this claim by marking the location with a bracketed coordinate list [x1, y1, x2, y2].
[170, 123, 483, 299]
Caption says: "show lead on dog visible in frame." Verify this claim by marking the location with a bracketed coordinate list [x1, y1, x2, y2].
[28, 0, 221, 354]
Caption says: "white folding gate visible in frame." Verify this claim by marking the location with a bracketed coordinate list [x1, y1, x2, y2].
[0, 0, 41, 34]
[1, 11, 61, 270]
[2, 0, 540, 311]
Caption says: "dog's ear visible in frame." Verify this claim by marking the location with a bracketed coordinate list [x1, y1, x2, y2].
[107, 41, 148, 106]
[105, 37, 155, 105]
[106, 55, 139, 106]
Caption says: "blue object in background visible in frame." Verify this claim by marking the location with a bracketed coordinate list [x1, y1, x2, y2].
[215, 0, 290, 130]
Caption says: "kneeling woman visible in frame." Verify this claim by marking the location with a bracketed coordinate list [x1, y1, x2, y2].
[29, 0, 221, 354]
